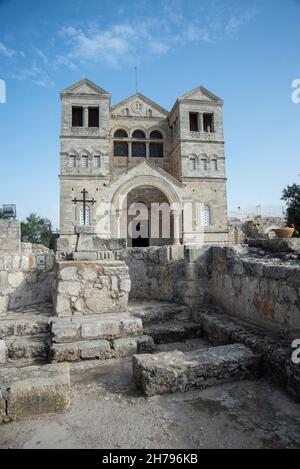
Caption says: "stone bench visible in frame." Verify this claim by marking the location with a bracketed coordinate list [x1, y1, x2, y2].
[133, 344, 261, 396]
[0, 363, 71, 422]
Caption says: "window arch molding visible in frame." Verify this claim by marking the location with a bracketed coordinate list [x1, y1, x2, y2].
[114, 129, 128, 138]
[109, 125, 130, 137]
[129, 126, 148, 139]
[80, 150, 92, 160]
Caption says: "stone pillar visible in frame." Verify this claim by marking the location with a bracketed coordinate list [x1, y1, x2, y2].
[83, 107, 89, 127]
[172, 211, 181, 245]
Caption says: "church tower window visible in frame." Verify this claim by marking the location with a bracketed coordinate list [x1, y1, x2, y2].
[81, 155, 89, 168]
[88, 107, 99, 127]
[189, 112, 199, 132]
[201, 205, 211, 226]
[72, 106, 83, 127]
[69, 155, 76, 168]
[94, 156, 101, 168]
[203, 113, 214, 133]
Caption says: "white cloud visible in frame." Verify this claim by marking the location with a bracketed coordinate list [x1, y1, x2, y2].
[0, 41, 16, 57]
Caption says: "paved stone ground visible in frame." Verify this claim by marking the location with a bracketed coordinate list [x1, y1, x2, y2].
[0, 357, 300, 449]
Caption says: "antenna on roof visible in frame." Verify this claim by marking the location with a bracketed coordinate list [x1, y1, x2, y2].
[134, 66, 138, 94]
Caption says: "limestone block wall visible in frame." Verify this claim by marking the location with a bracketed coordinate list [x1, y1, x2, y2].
[209, 245, 300, 338]
[119, 244, 211, 306]
[0, 248, 55, 313]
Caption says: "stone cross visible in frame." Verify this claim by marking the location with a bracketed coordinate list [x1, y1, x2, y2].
[72, 189, 96, 226]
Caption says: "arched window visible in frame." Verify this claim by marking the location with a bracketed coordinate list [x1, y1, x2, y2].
[94, 155, 101, 168]
[114, 129, 128, 138]
[81, 155, 89, 168]
[132, 130, 146, 139]
[201, 205, 211, 227]
[150, 130, 163, 139]
[69, 155, 76, 168]
[191, 158, 196, 171]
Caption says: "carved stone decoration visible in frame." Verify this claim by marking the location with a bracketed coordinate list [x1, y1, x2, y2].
[71, 127, 99, 136]
[190, 131, 216, 141]
[131, 100, 144, 115]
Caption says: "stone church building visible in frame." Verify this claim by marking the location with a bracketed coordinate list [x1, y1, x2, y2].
[59, 79, 228, 252]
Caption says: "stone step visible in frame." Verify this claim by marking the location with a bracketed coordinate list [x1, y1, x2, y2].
[0, 316, 51, 338]
[51, 313, 143, 344]
[5, 334, 51, 360]
[128, 302, 191, 326]
[50, 335, 155, 363]
[144, 320, 202, 344]
[133, 343, 262, 396]
[0, 363, 71, 423]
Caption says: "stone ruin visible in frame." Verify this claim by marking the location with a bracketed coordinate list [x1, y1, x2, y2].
[0, 219, 300, 423]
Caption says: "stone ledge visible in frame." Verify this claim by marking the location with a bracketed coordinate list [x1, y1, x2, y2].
[0, 363, 71, 422]
[192, 305, 300, 399]
[51, 313, 143, 343]
[132, 343, 261, 396]
[248, 238, 300, 253]
[50, 335, 155, 362]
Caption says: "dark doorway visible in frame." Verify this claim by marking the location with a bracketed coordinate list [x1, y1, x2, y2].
[132, 221, 150, 247]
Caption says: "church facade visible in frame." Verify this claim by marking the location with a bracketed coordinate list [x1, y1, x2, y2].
[59, 79, 228, 252]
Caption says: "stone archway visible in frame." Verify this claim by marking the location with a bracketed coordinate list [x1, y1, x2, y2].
[111, 175, 182, 246]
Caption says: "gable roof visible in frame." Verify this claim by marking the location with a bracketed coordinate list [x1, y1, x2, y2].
[60, 79, 111, 97]
[179, 85, 223, 104]
[111, 93, 169, 116]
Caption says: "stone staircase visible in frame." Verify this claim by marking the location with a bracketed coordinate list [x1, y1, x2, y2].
[0, 304, 52, 365]
[0, 301, 206, 365]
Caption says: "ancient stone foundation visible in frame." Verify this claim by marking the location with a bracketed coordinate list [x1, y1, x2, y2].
[133, 344, 261, 396]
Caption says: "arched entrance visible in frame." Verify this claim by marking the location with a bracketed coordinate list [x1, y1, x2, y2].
[111, 175, 182, 246]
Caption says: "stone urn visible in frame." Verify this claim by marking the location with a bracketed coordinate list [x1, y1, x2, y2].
[271, 227, 295, 239]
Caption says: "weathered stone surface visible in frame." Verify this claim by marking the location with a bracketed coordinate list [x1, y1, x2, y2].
[0, 339, 6, 364]
[210, 246, 300, 337]
[137, 335, 156, 353]
[144, 320, 202, 344]
[50, 340, 111, 362]
[0, 390, 5, 423]
[80, 340, 112, 360]
[6, 335, 50, 360]
[133, 344, 261, 396]
[0, 363, 71, 421]
[51, 314, 143, 343]
[192, 304, 300, 398]
[113, 338, 137, 357]
[248, 238, 300, 254]
[53, 260, 130, 316]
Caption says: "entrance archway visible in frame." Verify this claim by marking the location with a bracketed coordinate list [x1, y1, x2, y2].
[111, 175, 182, 246]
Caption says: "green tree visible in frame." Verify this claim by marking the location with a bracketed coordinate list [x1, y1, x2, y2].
[21, 213, 53, 246]
[281, 183, 300, 237]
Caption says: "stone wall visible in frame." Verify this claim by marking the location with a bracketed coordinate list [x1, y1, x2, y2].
[0, 220, 55, 313]
[209, 245, 300, 338]
[119, 244, 211, 306]
[0, 248, 55, 313]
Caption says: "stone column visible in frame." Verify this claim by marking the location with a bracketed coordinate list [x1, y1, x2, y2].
[172, 210, 181, 245]
[84, 107, 89, 127]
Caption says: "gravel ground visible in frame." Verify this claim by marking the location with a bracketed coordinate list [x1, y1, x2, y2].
[0, 356, 300, 449]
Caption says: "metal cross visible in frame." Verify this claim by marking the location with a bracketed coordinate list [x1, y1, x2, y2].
[72, 189, 96, 226]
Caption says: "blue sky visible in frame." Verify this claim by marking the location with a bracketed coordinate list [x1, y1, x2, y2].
[0, 0, 299, 228]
